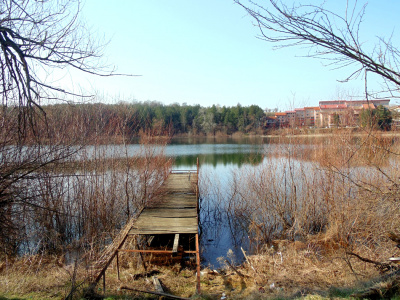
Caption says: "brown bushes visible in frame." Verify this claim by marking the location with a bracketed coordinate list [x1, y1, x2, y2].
[227, 133, 400, 263]
[0, 101, 173, 257]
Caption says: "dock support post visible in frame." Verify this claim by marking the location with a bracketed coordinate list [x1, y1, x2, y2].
[136, 237, 147, 272]
[195, 233, 201, 294]
[196, 157, 199, 179]
[173, 234, 179, 255]
[196, 157, 199, 188]
[116, 251, 120, 280]
[102, 272, 106, 294]
[196, 157, 200, 212]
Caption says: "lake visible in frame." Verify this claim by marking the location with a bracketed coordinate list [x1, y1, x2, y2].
[95, 136, 271, 267]
[159, 136, 349, 267]
[157, 136, 282, 268]
[12, 134, 398, 270]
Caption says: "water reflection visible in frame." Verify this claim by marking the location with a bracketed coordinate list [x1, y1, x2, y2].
[175, 152, 263, 168]
[166, 137, 330, 267]
[198, 165, 249, 268]
[169, 137, 265, 169]
[74, 135, 397, 268]
[165, 138, 267, 268]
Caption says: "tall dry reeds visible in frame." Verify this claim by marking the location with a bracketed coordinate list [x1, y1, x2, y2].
[226, 133, 400, 260]
[0, 103, 172, 258]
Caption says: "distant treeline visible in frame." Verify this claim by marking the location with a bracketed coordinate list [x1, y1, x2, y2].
[42, 101, 267, 140]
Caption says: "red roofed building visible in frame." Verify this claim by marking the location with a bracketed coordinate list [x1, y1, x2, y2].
[319, 103, 350, 127]
[318, 100, 389, 127]
[295, 108, 305, 126]
[286, 111, 296, 127]
[274, 99, 390, 128]
[304, 107, 320, 126]
[275, 112, 288, 127]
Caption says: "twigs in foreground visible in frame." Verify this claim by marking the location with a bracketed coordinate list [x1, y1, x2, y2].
[346, 251, 396, 273]
[120, 286, 191, 300]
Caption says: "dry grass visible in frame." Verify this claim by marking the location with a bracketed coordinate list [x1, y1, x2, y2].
[0, 240, 397, 299]
[0, 255, 86, 299]
[99, 244, 382, 299]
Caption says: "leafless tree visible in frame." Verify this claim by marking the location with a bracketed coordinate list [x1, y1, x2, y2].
[0, 0, 130, 134]
[235, 0, 400, 99]
[0, 0, 123, 255]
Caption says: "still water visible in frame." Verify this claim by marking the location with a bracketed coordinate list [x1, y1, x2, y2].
[81, 136, 317, 267]
[164, 137, 269, 268]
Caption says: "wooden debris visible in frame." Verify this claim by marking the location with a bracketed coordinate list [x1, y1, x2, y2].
[147, 235, 155, 246]
[241, 247, 256, 272]
[153, 276, 164, 293]
[90, 214, 141, 286]
[121, 286, 191, 300]
[173, 234, 180, 255]
[346, 251, 394, 272]
[89, 169, 201, 294]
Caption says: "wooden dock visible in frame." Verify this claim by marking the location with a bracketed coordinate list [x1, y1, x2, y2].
[90, 165, 201, 295]
[130, 171, 198, 235]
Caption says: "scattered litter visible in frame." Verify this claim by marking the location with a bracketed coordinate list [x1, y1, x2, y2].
[221, 292, 227, 299]
[277, 251, 283, 263]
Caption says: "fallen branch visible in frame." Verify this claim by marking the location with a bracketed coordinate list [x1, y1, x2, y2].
[121, 286, 191, 300]
[346, 252, 394, 272]
[241, 247, 256, 272]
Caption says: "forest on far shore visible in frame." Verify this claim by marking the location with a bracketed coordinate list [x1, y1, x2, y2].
[41, 101, 268, 139]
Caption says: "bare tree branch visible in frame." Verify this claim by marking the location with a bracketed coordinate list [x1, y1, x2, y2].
[235, 0, 400, 98]
[0, 0, 139, 135]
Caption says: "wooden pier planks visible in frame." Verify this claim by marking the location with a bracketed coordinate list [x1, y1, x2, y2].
[90, 167, 201, 294]
[129, 171, 198, 235]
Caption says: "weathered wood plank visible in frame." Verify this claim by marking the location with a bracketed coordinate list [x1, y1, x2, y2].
[173, 234, 179, 254]
[153, 276, 164, 293]
[133, 218, 197, 227]
[130, 228, 197, 234]
[155, 203, 196, 209]
[90, 169, 200, 292]
[129, 172, 198, 235]
[140, 209, 197, 218]
[130, 216, 198, 234]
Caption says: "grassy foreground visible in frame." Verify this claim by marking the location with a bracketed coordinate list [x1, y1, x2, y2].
[1, 243, 399, 300]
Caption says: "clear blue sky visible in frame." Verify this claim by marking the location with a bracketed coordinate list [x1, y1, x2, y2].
[70, 0, 399, 110]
